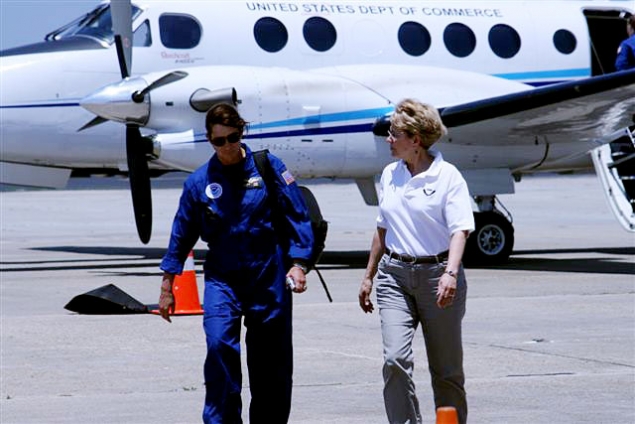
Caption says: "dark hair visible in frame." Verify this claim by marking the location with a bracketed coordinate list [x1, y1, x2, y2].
[629, 15, 635, 31]
[205, 103, 247, 136]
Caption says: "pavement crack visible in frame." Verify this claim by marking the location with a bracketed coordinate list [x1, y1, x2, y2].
[475, 342, 635, 368]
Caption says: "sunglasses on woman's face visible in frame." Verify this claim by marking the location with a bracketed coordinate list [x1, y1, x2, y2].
[210, 131, 241, 147]
[387, 127, 408, 140]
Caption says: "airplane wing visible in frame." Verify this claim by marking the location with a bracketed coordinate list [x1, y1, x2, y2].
[374, 69, 635, 147]
[442, 69, 635, 146]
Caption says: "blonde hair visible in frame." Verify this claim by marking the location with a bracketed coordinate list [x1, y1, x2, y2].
[390, 99, 447, 149]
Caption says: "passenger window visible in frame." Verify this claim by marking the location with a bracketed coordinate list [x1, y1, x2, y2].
[398, 22, 431, 57]
[488, 24, 521, 59]
[553, 29, 577, 54]
[254, 17, 288, 53]
[303, 17, 337, 52]
[133, 20, 152, 47]
[159, 14, 201, 49]
[444, 23, 476, 58]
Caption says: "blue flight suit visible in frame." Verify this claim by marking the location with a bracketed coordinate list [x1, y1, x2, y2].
[160, 144, 313, 424]
[615, 34, 635, 71]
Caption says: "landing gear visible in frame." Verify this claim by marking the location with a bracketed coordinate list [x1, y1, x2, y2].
[465, 211, 514, 265]
[464, 196, 514, 265]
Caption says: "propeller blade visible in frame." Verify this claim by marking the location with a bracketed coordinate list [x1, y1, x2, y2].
[132, 71, 189, 102]
[110, 0, 133, 79]
[125, 125, 152, 244]
[110, 0, 153, 244]
[77, 116, 108, 132]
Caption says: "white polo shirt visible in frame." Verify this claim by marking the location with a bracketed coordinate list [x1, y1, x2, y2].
[377, 149, 475, 257]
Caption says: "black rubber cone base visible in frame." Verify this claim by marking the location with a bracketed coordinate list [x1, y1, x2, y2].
[65, 284, 149, 314]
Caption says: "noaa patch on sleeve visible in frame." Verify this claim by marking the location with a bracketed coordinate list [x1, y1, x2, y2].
[281, 170, 295, 185]
[205, 183, 223, 199]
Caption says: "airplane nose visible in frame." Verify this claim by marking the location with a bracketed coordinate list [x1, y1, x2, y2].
[80, 77, 150, 125]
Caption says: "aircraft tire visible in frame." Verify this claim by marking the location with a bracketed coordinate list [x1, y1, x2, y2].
[464, 211, 514, 266]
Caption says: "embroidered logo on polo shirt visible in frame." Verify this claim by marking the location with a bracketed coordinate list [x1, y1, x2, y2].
[423, 188, 436, 196]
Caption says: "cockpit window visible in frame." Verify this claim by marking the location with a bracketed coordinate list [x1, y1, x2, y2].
[134, 20, 152, 47]
[159, 14, 202, 49]
[45, 4, 142, 45]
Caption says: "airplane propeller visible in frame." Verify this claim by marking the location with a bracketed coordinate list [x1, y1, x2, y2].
[111, 0, 151, 243]
[78, 1, 192, 243]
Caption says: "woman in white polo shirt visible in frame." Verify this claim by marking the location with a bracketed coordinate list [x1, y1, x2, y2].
[359, 99, 474, 424]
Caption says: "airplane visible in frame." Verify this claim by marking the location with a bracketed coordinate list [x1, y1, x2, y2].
[1, 0, 634, 265]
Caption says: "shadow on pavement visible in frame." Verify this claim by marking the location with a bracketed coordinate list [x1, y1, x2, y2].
[1, 246, 632, 275]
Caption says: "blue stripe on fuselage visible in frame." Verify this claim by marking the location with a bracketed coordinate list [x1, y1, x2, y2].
[249, 106, 394, 130]
[246, 123, 375, 139]
[0, 102, 80, 109]
[182, 123, 377, 145]
[494, 68, 590, 82]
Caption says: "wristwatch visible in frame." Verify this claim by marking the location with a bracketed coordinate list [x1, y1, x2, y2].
[444, 270, 458, 279]
[292, 262, 309, 274]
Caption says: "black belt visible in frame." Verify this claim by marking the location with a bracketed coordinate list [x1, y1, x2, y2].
[385, 249, 448, 264]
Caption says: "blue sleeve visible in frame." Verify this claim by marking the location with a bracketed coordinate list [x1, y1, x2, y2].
[160, 178, 202, 275]
[267, 153, 314, 262]
[615, 39, 635, 71]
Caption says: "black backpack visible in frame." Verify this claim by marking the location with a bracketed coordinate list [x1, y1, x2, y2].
[253, 150, 332, 301]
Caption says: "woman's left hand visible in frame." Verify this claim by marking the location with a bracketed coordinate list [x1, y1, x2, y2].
[287, 265, 307, 294]
[436, 273, 457, 308]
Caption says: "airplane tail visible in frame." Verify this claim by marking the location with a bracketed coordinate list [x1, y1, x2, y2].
[591, 125, 635, 232]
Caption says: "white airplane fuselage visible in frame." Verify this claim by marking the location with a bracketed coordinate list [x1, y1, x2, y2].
[2, 0, 631, 186]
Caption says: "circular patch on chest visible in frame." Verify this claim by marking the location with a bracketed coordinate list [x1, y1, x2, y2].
[205, 183, 223, 199]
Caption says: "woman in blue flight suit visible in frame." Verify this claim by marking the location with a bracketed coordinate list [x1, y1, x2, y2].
[158, 103, 313, 424]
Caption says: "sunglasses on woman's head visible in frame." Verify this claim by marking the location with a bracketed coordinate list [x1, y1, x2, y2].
[210, 131, 241, 147]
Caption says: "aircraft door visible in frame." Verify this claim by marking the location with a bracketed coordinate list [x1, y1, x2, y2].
[584, 9, 633, 75]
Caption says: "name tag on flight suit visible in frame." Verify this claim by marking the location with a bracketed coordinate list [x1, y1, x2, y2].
[244, 176, 263, 188]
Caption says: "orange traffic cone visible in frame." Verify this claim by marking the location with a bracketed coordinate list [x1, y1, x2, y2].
[436, 406, 458, 424]
[152, 251, 203, 316]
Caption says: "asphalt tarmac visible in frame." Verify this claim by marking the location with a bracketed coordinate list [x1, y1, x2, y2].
[1, 173, 633, 424]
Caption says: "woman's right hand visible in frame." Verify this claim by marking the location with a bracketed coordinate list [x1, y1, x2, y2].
[159, 273, 175, 323]
[358, 278, 374, 313]
[359, 227, 384, 314]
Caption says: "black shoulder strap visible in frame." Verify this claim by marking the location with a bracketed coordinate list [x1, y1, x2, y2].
[253, 149, 273, 189]
[254, 149, 286, 256]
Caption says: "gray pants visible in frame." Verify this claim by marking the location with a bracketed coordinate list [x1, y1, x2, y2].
[376, 254, 467, 424]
